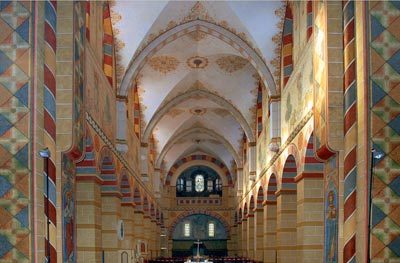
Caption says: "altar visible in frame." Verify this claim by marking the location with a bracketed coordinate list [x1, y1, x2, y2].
[184, 240, 213, 263]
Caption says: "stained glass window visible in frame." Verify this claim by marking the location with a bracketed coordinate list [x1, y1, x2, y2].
[216, 179, 222, 191]
[177, 178, 184, 192]
[207, 180, 213, 191]
[195, 174, 204, 192]
[186, 180, 192, 192]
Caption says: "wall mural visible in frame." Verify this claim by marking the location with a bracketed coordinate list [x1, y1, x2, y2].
[0, 1, 33, 261]
[324, 156, 338, 263]
[62, 1, 87, 262]
[368, 1, 400, 260]
[281, 47, 313, 143]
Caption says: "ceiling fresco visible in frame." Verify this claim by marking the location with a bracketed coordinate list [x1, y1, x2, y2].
[112, 1, 284, 182]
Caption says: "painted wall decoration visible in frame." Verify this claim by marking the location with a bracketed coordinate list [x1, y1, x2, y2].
[324, 156, 338, 263]
[0, 1, 33, 261]
[281, 47, 313, 143]
[62, 1, 87, 262]
[281, 3, 294, 88]
[85, 40, 116, 140]
[368, 1, 400, 261]
[313, 1, 332, 161]
[103, 2, 114, 86]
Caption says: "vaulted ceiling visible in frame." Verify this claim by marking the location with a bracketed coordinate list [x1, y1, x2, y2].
[113, 1, 283, 183]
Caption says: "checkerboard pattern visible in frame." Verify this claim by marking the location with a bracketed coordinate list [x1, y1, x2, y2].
[369, 1, 400, 260]
[0, 1, 32, 262]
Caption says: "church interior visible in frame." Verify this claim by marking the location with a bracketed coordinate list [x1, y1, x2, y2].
[0, 0, 399, 262]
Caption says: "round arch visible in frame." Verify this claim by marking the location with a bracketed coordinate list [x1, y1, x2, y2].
[119, 20, 277, 98]
[156, 126, 242, 169]
[142, 88, 255, 143]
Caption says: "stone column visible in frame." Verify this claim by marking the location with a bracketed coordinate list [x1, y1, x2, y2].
[242, 218, 248, 257]
[237, 221, 242, 256]
[101, 194, 122, 262]
[276, 190, 297, 263]
[133, 211, 144, 254]
[247, 213, 255, 259]
[295, 174, 324, 263]
[264, 201, 277, 263]
[254, 208, 264, 261]
[121, 204, 135, 251]
[228, 224, 238, 256]
[143, 214, 152, 259]
[76, 178, 102, 263]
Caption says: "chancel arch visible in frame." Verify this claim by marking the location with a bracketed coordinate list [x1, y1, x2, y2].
[155, 126, 242, 169]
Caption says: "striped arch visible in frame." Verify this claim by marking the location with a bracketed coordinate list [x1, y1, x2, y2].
[99, 148, 118, 193]
[150, 203, 156, 220]
[133, 187, 143, 212]
[256, 82, 263, 137]
[169, 210, 230, 238]
[143, 196, 150, 217]
[120, 171, 133, 205]
[76, 130, 97, 177]
[103, 1, 114, 86]
[306, 0, 313, 41]
[249, 195, 255, 215]
[243, 203, 248, 218]
[282, 2, 294, 88]
[166, 154, 233, 186]
[133, 84, 141, 138]
[303, 133, 324, 175]
[266, 173, 277, 202]
[256, 186, 264, 209]
[281, 155, 297, 191]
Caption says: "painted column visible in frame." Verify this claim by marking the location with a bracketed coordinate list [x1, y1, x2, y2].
[264, 201, 277, 263]
[276, 191, 297, 263]
[76, 177, 102, 263]
[295, 175, 324, 263]
[101, 194, 122, 262]
[247, 213, 255, 259]
[342, 1, 358, 262]
[43, 1, 57, 261]
[254, 208, 264, 261]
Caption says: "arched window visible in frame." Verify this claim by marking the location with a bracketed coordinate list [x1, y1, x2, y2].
[208, 222, 215, 237]
[177, 178, 184, 192]
[184, 222, 191, 237]
[216, 179, 222, 191]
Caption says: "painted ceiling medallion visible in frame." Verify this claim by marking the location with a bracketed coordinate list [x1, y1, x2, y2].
[149, 55, 179, 74]
[216, 55, 248, 73]
[190, 107, 207, 116]
[188, 30, 207, 42]
[187, 56, 208, 69]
